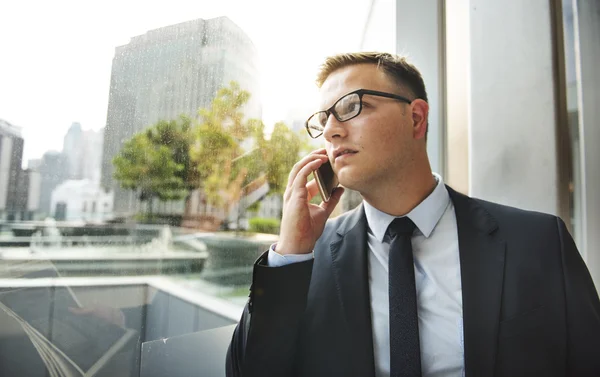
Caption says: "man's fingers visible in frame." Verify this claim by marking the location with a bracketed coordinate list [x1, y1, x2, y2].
[292, 158, 325, 191]
[285, 151, 328, 192]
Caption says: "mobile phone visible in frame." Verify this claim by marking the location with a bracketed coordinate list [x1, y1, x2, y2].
[314, 159, 339, 202]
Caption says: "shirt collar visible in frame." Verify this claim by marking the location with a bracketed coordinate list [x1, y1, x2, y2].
[363, 173, 450, 242]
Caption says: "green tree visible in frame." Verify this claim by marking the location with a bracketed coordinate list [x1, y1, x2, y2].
[190, 81, 258, 209]
[113, 80, 312, 224]
[262, 122, 304, 194]
[144, 116, 198, 207]
[113, 131, 187, 216]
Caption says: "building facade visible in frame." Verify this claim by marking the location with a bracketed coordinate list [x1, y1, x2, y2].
[37, 151, 70, 217]
[50, 179, 113, 222]
[0, 119, 25, 221]
[63, 122, 104, 182]
[101, 16, 261, 215]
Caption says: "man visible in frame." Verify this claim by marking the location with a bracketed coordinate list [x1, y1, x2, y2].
[226, 52, 600, 377]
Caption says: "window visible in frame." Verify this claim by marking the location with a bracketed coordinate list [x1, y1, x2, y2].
[0, 1, 372, 375]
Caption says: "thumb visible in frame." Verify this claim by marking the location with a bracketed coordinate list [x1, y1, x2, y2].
[322, 187, 344, 217]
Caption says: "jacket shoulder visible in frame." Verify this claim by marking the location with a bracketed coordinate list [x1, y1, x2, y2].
[473, 197, 559, 224]
[468, 197, 566, 241]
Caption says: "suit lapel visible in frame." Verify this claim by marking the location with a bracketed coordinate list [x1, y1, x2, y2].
[329, 205, 376, 377]
[448, 186, 506, 377]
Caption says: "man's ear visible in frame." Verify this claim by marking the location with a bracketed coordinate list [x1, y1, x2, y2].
[411, 99, 429, 140]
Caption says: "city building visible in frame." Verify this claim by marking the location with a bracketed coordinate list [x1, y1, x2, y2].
[0, 119, 25, 221]
[50, 179, 113, 222]
[101, 16, 261, 215]
[62, 122, 83, 179]
[0, 120, 42, 221]
[63, 122, 104, 182]
[24, 168, 41, 220]
[257, 194, 283, 220]
[37, 151, 70, 217]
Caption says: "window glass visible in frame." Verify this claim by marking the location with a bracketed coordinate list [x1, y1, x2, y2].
[0, 1, 373, 375]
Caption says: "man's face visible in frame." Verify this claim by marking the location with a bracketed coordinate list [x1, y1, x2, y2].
[318, 64, 417, 193]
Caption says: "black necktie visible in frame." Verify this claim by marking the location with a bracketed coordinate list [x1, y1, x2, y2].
[387, 217, 421, 377]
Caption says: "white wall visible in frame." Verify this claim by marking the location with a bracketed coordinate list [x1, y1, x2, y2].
[361, 0, 446, 176]
[50, 180, 114, 222]
[444, 0, 470, 194]
[360, 0, 396, 52]
[395, 0, 445, 176]
[468, 0, 559, 214]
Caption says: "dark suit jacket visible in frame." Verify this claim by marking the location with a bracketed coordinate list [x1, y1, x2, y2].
[226, 187, 600, 377]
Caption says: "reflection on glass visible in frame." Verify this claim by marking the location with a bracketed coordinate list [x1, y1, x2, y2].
[0, 1, 366, 374]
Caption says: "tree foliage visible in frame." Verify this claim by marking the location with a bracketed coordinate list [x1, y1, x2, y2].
[190, 81, 258, 207]
[112, 123, 189, 214]
[113, 80, 307, 218]
[262, 122, 305, 194]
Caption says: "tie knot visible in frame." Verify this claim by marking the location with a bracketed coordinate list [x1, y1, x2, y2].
[387, 217, 416, 238]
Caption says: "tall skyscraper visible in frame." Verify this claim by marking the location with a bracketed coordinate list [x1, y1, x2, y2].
[38, 151, 70, 216]
[62, 122, 83, 179]
[63, 122, 104, 182]
[0, 118, 25, 221]
[101, 16, 261, 215]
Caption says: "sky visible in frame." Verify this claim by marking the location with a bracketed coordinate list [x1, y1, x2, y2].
[0, 0, 369, 163]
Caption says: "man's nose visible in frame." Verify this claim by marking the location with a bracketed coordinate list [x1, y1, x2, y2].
[323, 114, 347, 142]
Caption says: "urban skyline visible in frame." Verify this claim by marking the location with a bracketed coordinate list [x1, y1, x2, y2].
[0, 117, 106, 220]
[1, 1, 366, 164]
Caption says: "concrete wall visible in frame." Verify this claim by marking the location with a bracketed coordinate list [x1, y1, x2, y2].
[468, 0, 560, 214]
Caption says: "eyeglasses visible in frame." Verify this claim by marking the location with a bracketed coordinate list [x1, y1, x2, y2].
[305, 89, 413, 138]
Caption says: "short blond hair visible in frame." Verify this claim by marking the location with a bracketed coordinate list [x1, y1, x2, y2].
[315, 52, 428, 103]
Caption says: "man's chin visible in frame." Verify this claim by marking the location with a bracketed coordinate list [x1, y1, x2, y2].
[337, 172, 365, 193]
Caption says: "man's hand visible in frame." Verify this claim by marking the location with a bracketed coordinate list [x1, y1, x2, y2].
[277, 149, 344, 255]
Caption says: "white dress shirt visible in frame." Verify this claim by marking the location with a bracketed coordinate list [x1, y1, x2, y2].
[268, 174, 465, 377]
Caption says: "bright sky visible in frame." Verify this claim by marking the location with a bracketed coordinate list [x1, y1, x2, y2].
[0, 0, 368, 163]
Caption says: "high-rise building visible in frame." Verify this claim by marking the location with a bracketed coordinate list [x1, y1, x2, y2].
[63, 122, 104, 182]
[63, 122, 83, 179]
[101, 16, 261, 215]
[0, 119, 25, 221]
[81, 127, 104, 183]
[38, 151, 70, 216]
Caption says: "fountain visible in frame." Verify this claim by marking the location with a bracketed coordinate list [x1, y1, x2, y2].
[2, 224, 208, 277]
[42, 218, 63, 248]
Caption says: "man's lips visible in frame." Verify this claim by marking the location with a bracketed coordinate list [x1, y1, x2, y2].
[333, 149, 358, 160]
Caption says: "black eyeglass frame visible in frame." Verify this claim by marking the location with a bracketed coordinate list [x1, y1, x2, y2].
[304, 89, 414, 138]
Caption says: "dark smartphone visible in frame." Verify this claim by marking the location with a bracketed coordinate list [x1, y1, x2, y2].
[314, 160, 339, 202]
